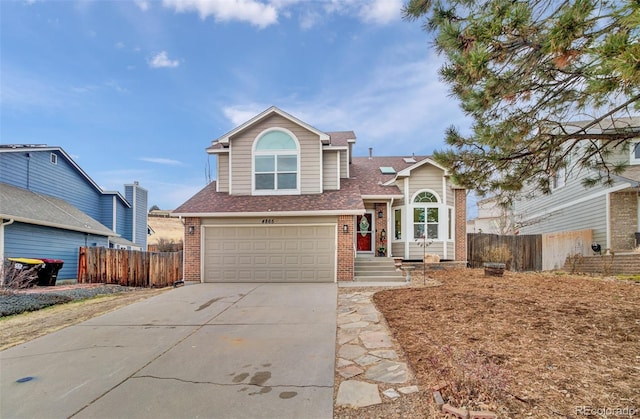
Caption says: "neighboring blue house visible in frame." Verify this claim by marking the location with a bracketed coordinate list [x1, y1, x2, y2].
[0, 144, 148, 281]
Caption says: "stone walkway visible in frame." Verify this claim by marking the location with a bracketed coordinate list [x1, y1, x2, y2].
[335, 290, 419, 408]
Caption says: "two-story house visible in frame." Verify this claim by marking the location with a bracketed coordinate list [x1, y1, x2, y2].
[0, 144, 148, 281]
[512, 117, 640, 253]
[174, 106, 467, 283]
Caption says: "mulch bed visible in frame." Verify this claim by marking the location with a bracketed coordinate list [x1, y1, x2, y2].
[373, 269, 640, 418]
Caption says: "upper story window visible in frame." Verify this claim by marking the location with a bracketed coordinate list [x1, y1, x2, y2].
[631, 141, 640, 164]
[550, 167, 566, 190]
[50, 153, 58, 165]
[253, 129, 299, 194]
[413, 191, 440, 239]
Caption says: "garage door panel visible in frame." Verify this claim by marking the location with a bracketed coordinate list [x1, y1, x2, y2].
[204, 225, 335, 283]
[269, 241, 284, 251]
[254, 256, 268, 265]
[299, 241, 315, 250]
[269, 255, 284, 264]
[316, 241, 332, 251]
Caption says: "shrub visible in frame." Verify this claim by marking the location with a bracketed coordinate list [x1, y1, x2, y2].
[565, 253, 584, 274]
[1, 261, 41, 292]
[427, 345, 511, 410]
[478, 245, 512, 265]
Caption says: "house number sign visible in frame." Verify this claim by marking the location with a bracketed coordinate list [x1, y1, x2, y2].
[261, 219, 276, 224]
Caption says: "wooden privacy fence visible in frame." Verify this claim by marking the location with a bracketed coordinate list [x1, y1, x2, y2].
[78, 247, 183, 287]
[467, 233, 542, 272]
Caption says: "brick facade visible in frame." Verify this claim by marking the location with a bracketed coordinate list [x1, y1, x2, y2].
[183, 217, 201, 282]
[609, 191, 638, 251]
[337, 214, 355, 281]
[454, 189, 467, 262]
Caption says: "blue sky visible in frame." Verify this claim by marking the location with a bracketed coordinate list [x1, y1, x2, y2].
[1, 0, 471, 211]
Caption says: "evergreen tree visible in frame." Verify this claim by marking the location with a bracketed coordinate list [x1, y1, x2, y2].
[405, 0, 640, 201]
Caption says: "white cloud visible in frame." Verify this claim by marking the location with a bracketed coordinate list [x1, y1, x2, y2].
[139, 157, 183, 166]
[359, 0, 402, 24]
[115, 41, 125, 49]
[148, 51, 180, 68]
[322, 0, 401, 25]
[220, 50, 470, 158]
[162, 0, 278, 28]
[223, 104, 269, 126]
[299, 9, 321, 30]
[135, 0, 150, 11]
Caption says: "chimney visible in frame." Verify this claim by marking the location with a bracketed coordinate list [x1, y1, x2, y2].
[369, 147, 373, 160]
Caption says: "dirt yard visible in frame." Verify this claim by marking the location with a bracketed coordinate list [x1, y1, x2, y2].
[373, 269, 640, 418]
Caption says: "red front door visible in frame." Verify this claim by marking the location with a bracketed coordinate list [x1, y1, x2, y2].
[356, 213, 373, 252]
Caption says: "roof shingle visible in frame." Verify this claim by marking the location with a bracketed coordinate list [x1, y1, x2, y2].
[0, 182, 116, 236]
[174, 180, 365, 215]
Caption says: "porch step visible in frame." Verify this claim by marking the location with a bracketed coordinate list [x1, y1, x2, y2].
[354, 257, 405, 283]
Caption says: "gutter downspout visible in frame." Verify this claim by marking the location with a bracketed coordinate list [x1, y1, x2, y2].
[388, 198, 394, 257]
[0, 219, 15, 283]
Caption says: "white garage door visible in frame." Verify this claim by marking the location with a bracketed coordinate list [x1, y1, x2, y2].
[203, 225, 336, 282]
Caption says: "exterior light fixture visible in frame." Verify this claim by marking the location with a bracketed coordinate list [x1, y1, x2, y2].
[380, 229, 386, 240]
[188, 226, 195, 235]
[378, 209, 383, 218]
[343, 224, 349, 233]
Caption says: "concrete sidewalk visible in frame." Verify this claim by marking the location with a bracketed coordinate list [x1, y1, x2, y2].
[0, 283, 337, 419]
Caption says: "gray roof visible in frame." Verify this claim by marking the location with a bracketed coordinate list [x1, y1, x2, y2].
[109, 235, 140, 248]
[0, 182, 116, 237]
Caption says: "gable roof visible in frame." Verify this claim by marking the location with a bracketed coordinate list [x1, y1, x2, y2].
[210, 106, 330, 148]
[173, 181, 365, 217]
[0, 182, 116, 236]
[327, 131, 356, 146]
[0, 144, 130, 207]
[351, 155, 445, 196]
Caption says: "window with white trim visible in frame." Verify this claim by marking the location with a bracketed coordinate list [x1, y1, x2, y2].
[413, 191, 439, 239]
[631, 141, 640, 164]
[394, 208, 402, 240]
[253, 130, 299, 193]
[550, 167, 566, 190]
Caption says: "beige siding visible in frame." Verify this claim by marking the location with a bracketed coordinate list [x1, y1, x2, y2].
[407, 164, 446, 200]
[217, 154, 229, 192]
[391, 242, 404, 258]
[202, 216, 338, 225]
[408, 241, 444, 259]
[229, 114, 322, 195]
[323, 150, 339, 190]
[340, 149, 348, 178]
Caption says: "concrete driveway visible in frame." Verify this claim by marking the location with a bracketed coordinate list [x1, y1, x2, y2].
[0, 283, 337, 419]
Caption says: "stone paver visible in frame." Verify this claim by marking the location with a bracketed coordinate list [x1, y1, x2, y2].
[365, 360, 408, 383]
[338, 344, 367, 360]
[360, 331, 393, 349]
[335, 289, 420, 410]
[336, 381, 381, 408]
[338, 365, 364, 379]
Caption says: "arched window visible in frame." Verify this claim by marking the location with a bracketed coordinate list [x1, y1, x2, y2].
[253, 129, 299, 193]
[412, 190, 440, 239]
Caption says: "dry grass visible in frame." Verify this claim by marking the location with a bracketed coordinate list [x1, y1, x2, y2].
[374, 269, 640, 418]
[148, 216, 184, 245]
[0, 288, 168, 351]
